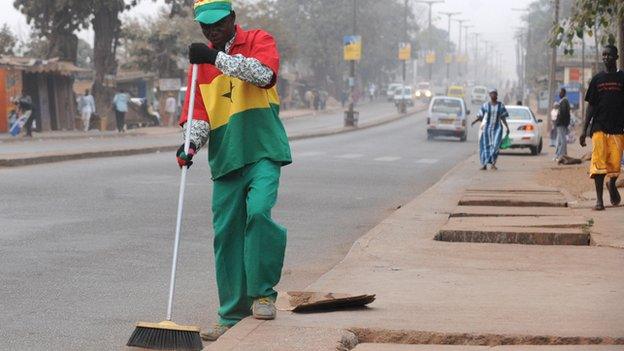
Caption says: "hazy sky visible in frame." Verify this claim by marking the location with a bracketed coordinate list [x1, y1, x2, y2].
[2, 0, 534, 80]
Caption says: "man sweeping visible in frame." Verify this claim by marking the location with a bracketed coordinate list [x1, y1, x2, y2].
[176, 0, 292, 341]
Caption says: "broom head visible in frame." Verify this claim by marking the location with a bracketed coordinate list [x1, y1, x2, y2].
[127, 320, 202, 350]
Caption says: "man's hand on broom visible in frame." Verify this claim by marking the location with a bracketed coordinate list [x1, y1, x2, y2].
[176, 143, 197, 168]
[189, 43, 219, 65]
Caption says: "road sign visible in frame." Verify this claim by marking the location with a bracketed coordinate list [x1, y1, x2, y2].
[445, 54, 453, 64]
[343, 35, 362, 61]
[398, 43, 411, 61]
[425, 51, 436, 64]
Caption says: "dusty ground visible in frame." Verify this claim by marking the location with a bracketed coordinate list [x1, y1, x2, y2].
[535, 162, 594, 200]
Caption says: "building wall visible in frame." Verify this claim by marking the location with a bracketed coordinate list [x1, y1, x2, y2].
[0, 68, 23, 133]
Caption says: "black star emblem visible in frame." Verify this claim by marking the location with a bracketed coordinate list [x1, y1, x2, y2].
[222, 80, 234, 102]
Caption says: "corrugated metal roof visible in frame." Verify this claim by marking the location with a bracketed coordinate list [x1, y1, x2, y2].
[0, 56, 90, 76]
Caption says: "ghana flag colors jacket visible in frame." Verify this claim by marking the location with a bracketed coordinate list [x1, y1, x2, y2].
[180, 26, 292, 180]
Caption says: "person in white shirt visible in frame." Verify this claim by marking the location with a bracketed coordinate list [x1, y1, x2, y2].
[165, 94, 177, 126]
[79, 89, 96, 132]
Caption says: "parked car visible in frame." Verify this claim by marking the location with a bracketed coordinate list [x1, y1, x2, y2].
[414, 81, 433, 102]
[427, 96, 470, 141]
[447, 85, 465, 99]
[386, 83, 403, 101]
[394, 85, 414, 107]
[478, 105, 543, 155]
[470, 85, 488, 105]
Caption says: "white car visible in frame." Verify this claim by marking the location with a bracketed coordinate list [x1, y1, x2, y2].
[470, 85, 488, 105]
[394, 85, 414, 107]
[386, 83, 403, 101]
[427, 96, 470, 141]
[414, 82, 433, 101]
[478, 105, 543, 155]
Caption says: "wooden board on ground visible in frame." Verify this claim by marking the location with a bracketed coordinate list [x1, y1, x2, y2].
[450, 206, 572, 218]
[435, 225, 590, 245]
[447, 216, 589, 229]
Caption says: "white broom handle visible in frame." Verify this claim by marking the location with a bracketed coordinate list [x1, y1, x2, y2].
[167, 64, 198, 321]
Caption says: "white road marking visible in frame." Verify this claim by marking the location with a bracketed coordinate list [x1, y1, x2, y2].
[336, 153, 364, 159]
[416, 158, 439, 164]
[296, 151, 326, 157]
[374, 156, 402, 162]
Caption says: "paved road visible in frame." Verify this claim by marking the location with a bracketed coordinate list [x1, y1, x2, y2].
[0, 106, 480, 350]
[0, 101, 403, 157]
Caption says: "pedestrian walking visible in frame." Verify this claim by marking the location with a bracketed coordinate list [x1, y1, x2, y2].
[549, 101, 559, 147]
[555, 88, 571, 161]
[112, 88, 129, 132]
[78, 89, 96, 132]
[580, 45, 624, 211]
[177, 0, 291, 341]
[471, 88, 510, 170]
[165, 94, 177, 126]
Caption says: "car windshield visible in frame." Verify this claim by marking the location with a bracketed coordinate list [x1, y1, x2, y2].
[432, 99, 462, 115]
[418, 83, 430, 89]
[449, 88, 463, 95]
[474, 88, 486, 94]
[507, 107, 533, 120]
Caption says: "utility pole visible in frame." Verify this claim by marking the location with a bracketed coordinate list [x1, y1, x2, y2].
[345, 0, 358, 127]
[547, 0, 560, 135]
[440, 11, 460, 81]
[472, 33, 481, 82]
[581, 35, 586, 117]
[415, 0, 444, 81]
[512, 7, 531, 104]
[463, 24, 473, 82]
[454, 19, 468, 77]
[399, 0, 409, 114]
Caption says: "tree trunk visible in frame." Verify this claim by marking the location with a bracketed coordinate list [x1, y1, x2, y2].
[47, 31, 78, 63]
[91, 3, 122, 129]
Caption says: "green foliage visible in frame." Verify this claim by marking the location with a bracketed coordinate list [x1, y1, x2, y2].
[0, 24, 17, 56]
[554, 0, 623, 55]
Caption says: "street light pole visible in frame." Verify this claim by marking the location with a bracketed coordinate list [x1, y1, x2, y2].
[415, 0, 444, 81]
[454, 19, 468, 77]
[399, 0, 409, 114]
[472, 33, 481, 82]
[346, 0, 358, 127]
[547, 0, 560, 135]
[463, 24, 473, 81]
[440, 11, 460, 81]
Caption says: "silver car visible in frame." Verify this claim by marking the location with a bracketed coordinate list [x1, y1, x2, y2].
[427, 96, 470, 142]
[478, 105, 543, 155]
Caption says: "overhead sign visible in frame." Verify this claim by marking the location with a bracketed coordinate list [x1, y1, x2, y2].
[343, 35, 362, 61]
[445, 54, 453, 64]
[425, 51, 436, 64]
[398, 43, 411, 61]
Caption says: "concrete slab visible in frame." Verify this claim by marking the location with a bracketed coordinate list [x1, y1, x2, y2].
[436, 225, 590, 245]
[446, 217, 589, 229]
[459, 195, 568, 208]
[354, 345, 624, 351]
[450, 206, 573, 218]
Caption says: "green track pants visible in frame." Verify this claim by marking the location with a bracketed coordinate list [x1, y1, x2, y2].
[211, 158, 287, 326]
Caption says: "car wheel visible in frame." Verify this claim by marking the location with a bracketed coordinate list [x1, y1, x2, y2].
[530, 145, 539, 156]
[537, 138, 543, 154]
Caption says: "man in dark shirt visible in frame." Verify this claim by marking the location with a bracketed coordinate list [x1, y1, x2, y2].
[555, 88, 570, 160]
[580, 45, 624, 210]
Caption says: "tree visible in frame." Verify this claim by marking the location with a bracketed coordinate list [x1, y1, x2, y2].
[13, 0, 92, 62]
[0, 24, 18, 56]
[554, 0, 624, 68]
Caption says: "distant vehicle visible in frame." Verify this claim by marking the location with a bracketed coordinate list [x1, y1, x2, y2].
[386, 83, 403, 101]
[470, 85, 488, 105]
[479, 105, 543, 155]
[414, 82, 433, 101]
[394, 85, 414, 107]
[427, 96, 470, 141]
[447, 85, 465, 99]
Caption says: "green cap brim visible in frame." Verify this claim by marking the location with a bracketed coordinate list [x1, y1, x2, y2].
[195, 9, 230, 24]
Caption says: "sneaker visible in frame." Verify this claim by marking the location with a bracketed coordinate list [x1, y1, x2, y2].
[200, 324, 230, 341]
[252, 297, 276, 320]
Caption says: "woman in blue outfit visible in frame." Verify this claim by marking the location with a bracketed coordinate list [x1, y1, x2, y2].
[471, 89, 510, 170]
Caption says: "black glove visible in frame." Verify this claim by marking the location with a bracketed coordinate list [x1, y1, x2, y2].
[189, 43, 219, 65]
[579, 134, 586, 147]
[176, 142, 197, 168]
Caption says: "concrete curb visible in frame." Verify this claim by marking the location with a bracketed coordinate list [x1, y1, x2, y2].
[0, 107, 425, 167]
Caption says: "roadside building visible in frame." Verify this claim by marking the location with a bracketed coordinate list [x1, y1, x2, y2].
[0, 56, 87, 133]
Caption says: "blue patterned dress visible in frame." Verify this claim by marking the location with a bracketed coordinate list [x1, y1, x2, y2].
[478, 101, 509, 166]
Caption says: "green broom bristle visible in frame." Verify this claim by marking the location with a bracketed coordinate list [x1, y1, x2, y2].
[127, 324, 203, 350]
